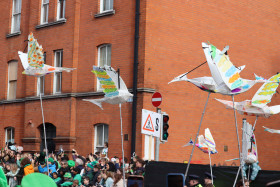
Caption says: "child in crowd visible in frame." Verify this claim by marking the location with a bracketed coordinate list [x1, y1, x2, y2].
[52, 172, 62, 185]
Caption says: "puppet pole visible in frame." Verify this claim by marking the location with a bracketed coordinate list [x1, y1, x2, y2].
[184, 92, 211, 180]
[119, 103, 126, 187]
[39, 92, 50, 176]
[179, 61, 207, 79]
[232, 95, 245, 187]
[252, 116, 258, 132]
[233, 166, 241, 187]
[208, 150, 213, 184]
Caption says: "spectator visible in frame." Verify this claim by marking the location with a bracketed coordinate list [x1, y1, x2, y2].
[204, 172, 216, 186]
[101, 171, 114, 187]
[81, 176, 91, 187]
[72, 167, 82, 185]
[52, 172, 62, 185]
[134, 159, 145, 176]
[84, 162, 94, 181]
[5, 163, 19, 187]
[113, 173, 125, 187]
[94, 174, 103, 187]
[100, 158, 107, 170]
[102, 142, 108, 158]
[58, 160, 71, 178]
[38, 157, 56, 176]
[20, 157, 34, 176]
[188, 174, 202, 187]
[61, 172, 73, 186]
[72, 179, 80, 187]
[92, 164, 101, 184]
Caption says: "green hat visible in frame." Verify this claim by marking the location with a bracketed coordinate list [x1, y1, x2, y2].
[63, 172, 72, 178]
[87, 163, 94, 169]
[48, 157, 54, 163]
[68, 160, 75, 167]
[0, 168, 9, 187]
[21, 172, 57, 187]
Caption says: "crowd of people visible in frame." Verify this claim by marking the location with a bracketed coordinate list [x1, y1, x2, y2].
[0, 142, 146, 187]
[0, 142, 253, 187]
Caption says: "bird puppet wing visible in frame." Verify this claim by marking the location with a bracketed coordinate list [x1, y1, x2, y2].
[207, 43, 243, 90]
[263, 126, 280, 134]
[252, 73, 280, 108]
[27, 32, 45, 68]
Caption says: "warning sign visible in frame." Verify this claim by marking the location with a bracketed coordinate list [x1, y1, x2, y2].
[143, 114, 155, 132]
[141, 109, 161, 137]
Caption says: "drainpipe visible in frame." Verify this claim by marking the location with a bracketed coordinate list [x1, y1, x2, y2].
[131, 0, 140, 157]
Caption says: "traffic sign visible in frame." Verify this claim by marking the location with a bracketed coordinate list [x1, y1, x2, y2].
[152, 92, 162, 107]
[141, 109, 161, 137]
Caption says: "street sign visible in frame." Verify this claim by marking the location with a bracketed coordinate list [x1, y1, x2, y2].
[152, 92, 162, 107]
[141, 109, 161, 137]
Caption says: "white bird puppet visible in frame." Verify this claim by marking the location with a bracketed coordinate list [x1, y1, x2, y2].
[18, 32, 75, 77]
[184, 128, 217, 154]
[17, 32, 75, 177]
[169, 42, 265, 95]
[216, 73, 280, 118]
[183, 128, 217, 184]
[83, 65, 132, 187]
[83, 65, 133, 109]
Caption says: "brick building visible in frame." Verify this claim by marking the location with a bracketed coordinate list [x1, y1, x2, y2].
[0, 0, 279, 170]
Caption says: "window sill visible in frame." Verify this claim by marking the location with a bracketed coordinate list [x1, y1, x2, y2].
[94, 10, 115, 18]
[35, 19, 67, 29]
[6, 31, 21, 38]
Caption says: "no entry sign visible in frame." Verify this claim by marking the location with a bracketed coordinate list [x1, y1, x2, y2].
[151, 92, 162, 107]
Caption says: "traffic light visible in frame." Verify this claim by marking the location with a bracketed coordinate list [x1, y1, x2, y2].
[161, 114, 169, 142]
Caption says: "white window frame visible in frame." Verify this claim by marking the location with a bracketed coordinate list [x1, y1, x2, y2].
[53, 50, 63, 94]
[57, 0, 66, 20]
[5, 127, 15, 144]
[100, 0, 113, 13]
[94, 124, 108, 153]
[97, 44, 111, 90]
[41, 0, 49, 24]
[7, 61, 18, 100]
[11, 0, 22, 33]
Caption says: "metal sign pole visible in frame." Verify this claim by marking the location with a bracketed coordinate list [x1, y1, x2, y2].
[155, 108, 161, 161]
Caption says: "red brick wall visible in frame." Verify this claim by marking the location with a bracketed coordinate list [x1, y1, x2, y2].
[141, 0, 280, 170]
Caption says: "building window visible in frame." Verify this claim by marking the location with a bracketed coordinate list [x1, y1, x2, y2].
[53, 50, 63, 94]
[7, 61, 18, 100]
[5, 127, 15, 144]
[100, 0, 113, 13]
[37, 53, 46, 96]
[94, 124, 108, 153]
[37, 77, 45, 96]
[97, 44, 111, 90]
[41, 0, 49, 24]
[11, 0, 22, 33]
[57, 0, 66, 20]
